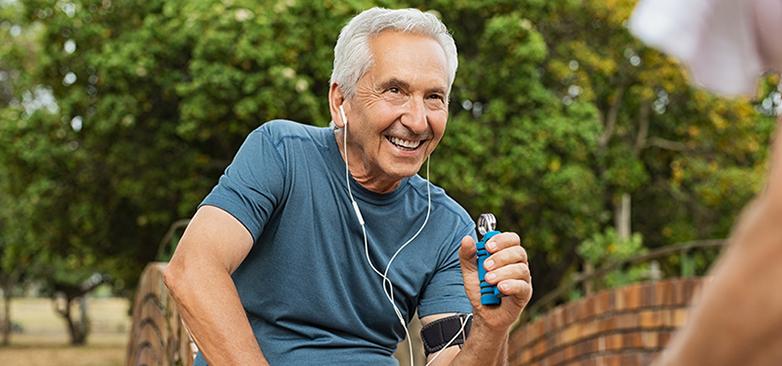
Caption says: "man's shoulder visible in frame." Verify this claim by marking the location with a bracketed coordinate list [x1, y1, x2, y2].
[249, 119, 327, 150]
[408, 177, 474, 231]
[253, 119, 327, 145]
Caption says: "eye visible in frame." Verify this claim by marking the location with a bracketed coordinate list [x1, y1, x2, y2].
[428, 94, 445, 102]
[387, 87, 401, 94]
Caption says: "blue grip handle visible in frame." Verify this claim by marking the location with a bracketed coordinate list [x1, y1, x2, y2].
[476, 230, 502, 305]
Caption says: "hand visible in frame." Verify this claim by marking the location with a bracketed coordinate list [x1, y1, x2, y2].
[459, 232, 532, 331]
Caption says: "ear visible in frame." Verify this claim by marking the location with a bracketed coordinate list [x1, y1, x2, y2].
[329, 83, 348, 128]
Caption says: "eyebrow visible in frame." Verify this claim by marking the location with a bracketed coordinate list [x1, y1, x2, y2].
[378, 77, 447, 95]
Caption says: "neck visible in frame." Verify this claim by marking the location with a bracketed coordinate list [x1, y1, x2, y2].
[334, 128, 402, 194]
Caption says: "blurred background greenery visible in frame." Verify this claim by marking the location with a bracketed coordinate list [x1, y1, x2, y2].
[0, 0, 779, 363]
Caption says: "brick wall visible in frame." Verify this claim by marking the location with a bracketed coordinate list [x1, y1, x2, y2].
[127, 265, 705, 366]
[508, 278, 706, 366]
[126, 263, 196, 366]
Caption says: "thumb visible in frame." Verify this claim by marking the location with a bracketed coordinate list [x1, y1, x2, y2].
[459, 235, 482, 308]
[458, 235, 477, 274]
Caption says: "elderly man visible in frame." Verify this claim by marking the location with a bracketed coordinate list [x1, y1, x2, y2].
[164, 7, 532, 366]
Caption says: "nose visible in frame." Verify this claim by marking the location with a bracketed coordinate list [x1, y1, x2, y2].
[401, 97, 429, 135]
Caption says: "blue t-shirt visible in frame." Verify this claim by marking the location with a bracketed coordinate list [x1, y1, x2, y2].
[195, 120, 475, 365]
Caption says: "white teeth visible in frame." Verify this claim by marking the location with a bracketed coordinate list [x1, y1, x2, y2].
[388, 136, 422, 149]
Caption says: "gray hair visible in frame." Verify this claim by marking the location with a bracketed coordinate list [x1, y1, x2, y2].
[329, 7, 459, 100]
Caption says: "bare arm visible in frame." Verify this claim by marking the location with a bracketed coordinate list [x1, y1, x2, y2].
[656, 200, 782, 366]
[657, 120, 782, 366]
[163, 205, 268, 365]
[421, 313, 508, 366]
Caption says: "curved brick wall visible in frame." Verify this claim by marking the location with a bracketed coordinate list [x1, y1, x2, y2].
[127, 265, 704, 366]
[508, 278, 706, 366]
[126, 263, 196, 366]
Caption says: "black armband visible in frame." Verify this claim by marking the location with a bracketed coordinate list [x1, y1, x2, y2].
[420, 313, 472, 357]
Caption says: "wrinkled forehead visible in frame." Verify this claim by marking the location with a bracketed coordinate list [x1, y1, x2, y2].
[366, 31, 449, 89]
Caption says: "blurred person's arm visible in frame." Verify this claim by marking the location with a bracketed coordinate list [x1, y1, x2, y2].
[656, 120, 782, 366]
[163, 205, 268, 365]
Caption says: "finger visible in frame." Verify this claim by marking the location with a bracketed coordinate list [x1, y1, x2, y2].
[497, 278, 533, 300]
[458, 235, 477, 272]
[484, 232, 521, 254]
[484, 246, 528, 271]
[484, 263, 530, 285]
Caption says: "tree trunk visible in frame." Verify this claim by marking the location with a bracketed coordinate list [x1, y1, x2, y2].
[66, 296, 89, 345]
[55, 295, 89, 345]
[52, 275, 105, 346]
[1, 281, 11, 346]
[76, 296, 90, 345]
[615, 193, 631, 240]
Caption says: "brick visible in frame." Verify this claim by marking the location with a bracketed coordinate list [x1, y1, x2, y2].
[560, 323, 579, 344]
[657, 280, 675, 306]
[563, 342, 577, 360]
[549, 349, 564, 365]
[673, 308, 689, 327]
[606, 333, 623, 350]
[659, 309, 674, 327]
[584, 296, 597, 319]
[625, 284, 642, 310]
[615, 312, 640, 330]
[529, 320, 545, 342]
[579, 319, 599, 339]
[597, 315, 615, 333]
[519, 349, 533, 363]
[639, 310, 655, 328]
[508, 330, 527, 351]
[595, 291, 611, 315]
[623, 332, 642, 348]
[532, 337, 547, 359]
[642, 282, 656, 307]
[578, 337, 596, 357]
[573, 300, 587, 323]
[552, 307, 565, 330]
[641, 331, 658, 349]
[506, 279, 707, 366]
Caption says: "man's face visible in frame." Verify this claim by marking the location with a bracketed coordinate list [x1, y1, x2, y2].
[341, 31, 450, 191]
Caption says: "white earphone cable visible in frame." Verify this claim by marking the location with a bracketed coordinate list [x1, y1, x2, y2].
[339, 106, 467, 366]
[424, 313, 473, 366]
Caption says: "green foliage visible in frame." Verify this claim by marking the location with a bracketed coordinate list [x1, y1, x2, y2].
[0, 0, 776, 302]
[577, 228, 648, 290]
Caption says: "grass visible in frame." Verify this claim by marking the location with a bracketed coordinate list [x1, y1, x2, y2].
[0, 297, 130, 366]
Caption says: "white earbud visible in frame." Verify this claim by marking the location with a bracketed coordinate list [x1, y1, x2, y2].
[339, 104, 348, 126]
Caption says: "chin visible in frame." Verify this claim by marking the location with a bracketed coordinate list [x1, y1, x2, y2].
[385, 162, 425, 179]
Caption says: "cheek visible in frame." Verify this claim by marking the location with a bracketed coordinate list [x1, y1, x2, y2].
[429, 111, 448, 138]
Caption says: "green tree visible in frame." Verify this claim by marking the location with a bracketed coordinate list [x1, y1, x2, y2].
[0, 0, 775, 332]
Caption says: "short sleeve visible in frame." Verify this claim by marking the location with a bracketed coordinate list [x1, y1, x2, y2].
[417, 225, 476, 318]
[199, 126, 285, 243]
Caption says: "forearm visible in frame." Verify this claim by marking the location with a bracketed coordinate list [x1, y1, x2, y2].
[164, 261, 268, 366]
[449, 320, 508, 366]
[656, 201, 782, 366]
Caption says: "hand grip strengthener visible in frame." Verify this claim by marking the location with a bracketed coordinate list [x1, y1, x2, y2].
[476, 213, 502, 305]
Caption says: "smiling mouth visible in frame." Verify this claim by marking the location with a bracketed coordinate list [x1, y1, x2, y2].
[386, 135, 426, 151]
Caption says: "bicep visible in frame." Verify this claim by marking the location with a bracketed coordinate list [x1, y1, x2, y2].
[171, 205, 254, 274]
